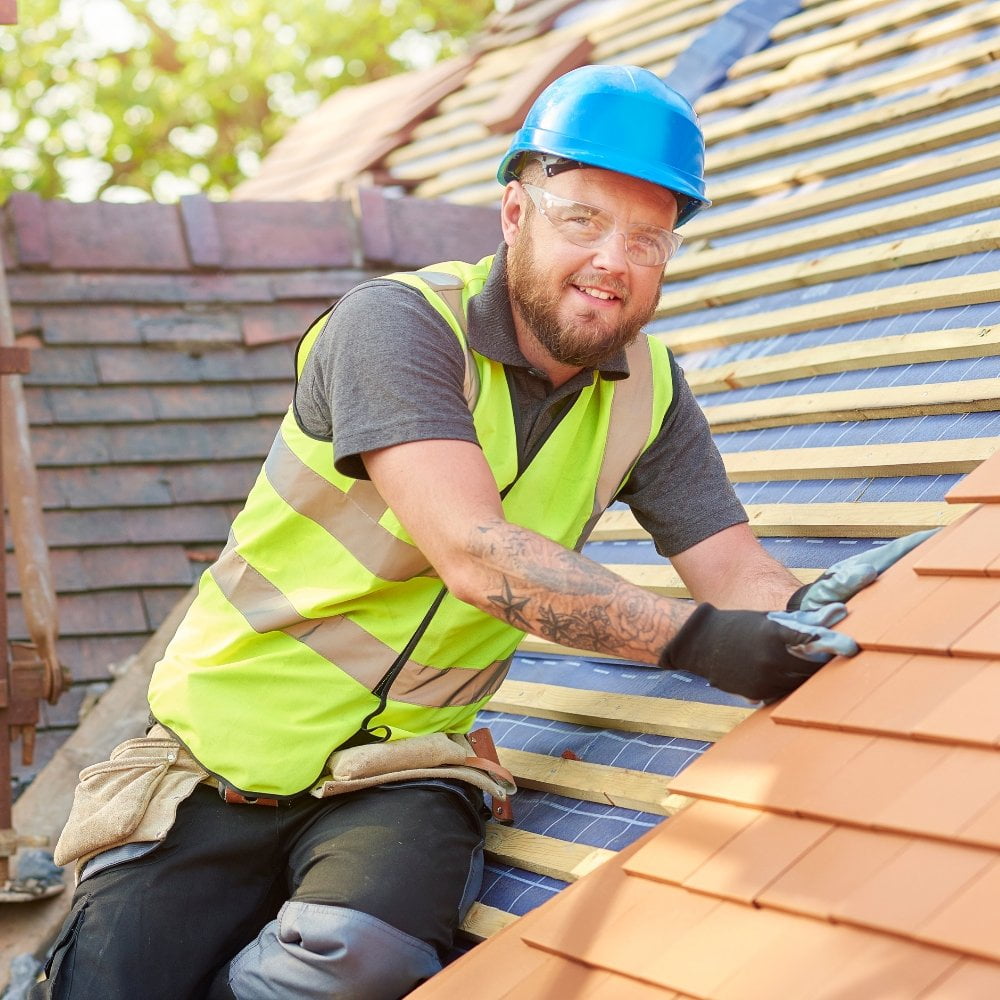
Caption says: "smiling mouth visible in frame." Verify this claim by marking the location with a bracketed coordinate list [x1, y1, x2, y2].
[571, 282, 627, 306]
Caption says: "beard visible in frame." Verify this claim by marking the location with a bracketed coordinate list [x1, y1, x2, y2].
[507, 227, 660, 369]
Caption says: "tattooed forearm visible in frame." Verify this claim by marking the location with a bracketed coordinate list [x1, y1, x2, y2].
[474, 520, 691, 662]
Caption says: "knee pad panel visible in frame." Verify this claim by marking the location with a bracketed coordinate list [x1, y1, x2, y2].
[226, 900, 442, 1000]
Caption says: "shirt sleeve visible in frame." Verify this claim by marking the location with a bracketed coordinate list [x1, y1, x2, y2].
[617, 353, 748, 558]
[294, 279, 480, 480]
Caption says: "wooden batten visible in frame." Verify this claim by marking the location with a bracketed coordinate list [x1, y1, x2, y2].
[704, 378, 1000, 433]
[701, 36, 1000, 142]
[484, 825, 616, 882]
[387, 123, 490, 169]
[589, 0, 723, 48]
[684, 328, 1000, 394]
[459, 903, 518, 941]
[698, 3, 1000, 113]
[721, 438, 999, 482]
[659, 271, 1000, 351]
[599, 563, 830, 598]
[684, 140, 1000, 242]
[496, 748, 693, 815]
[707, 104, 1000, 206]
[729, 0, 969, 78]
[592, 0, 727, 61]
[594, 502, 973, 542]
[389, 131, 501, 182]
[490, 680, 753, 742]
[671, 180, 996, 279]
[706, 74, 1000, 174]
[772, 0, 917, 41]
[416, 144, 510, 199]
[660, 222, 1000, 315]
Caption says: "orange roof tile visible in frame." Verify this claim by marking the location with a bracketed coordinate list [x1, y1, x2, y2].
[411, 448, 1000, 997]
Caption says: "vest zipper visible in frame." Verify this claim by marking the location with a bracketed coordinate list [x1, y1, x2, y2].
[340, 371, 587, 749]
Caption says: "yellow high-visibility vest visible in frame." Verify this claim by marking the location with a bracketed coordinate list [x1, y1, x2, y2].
[149, 256, 675, 796]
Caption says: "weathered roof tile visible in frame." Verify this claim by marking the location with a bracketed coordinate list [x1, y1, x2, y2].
[357, 187, 501, 269]
[37, 306, 143, 346]
[178, 194, 224, 269]
[213, 202, 356, 270]
[6, 192, 52, 267]
[240, 302, 330, 347]
[136, 312, 243, 348]
[44, 202, 189, 271]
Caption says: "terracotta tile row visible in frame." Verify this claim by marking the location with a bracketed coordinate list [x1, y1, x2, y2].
[914, 505, 1000, 577]
[945, 454, 1000, 503]
[840, 574, 1000, 655]
[520, 871, 964, 999]
[624, 797, 1000, 964]
[774, 653, 1000, 747]
[669, 713, 1000, 850]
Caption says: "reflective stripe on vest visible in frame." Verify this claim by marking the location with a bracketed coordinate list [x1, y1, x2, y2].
[210, 533, 509, 707]
[149, 256, 674, 795]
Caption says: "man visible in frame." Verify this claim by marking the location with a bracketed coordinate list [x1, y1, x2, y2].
[35, 65, 921, 1000]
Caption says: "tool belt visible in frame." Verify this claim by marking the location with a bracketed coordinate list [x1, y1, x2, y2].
[54, 724, 209, 874]
[55, 725, 515, 877]
[309, 730, 516, 807]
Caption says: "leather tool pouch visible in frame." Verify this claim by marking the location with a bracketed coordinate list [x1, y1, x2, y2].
[54, 724, 208, 874]
[310, 729, 516, 813]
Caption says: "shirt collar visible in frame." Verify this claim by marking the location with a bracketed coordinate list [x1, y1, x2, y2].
[466, 244, 631, 381]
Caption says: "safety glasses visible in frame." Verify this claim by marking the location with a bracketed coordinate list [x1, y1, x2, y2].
[521, 183, 683, 268]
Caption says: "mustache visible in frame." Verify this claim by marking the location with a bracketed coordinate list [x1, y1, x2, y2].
[563, 272, 630, 304]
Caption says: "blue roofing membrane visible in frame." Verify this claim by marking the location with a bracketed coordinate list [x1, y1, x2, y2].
[465, 0, 1000, 927]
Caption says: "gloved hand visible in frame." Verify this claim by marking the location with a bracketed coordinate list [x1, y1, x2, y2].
[659, 603, 859, 703]
[786, 529, 938, 612]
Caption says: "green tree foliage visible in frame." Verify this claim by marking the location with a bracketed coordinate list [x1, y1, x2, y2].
[0, 0, 495, 201]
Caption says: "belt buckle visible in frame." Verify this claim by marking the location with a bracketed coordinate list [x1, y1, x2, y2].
[218, 784, 279, 808]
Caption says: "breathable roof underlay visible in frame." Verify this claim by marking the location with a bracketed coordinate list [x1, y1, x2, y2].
[410, 0, 1000, 960]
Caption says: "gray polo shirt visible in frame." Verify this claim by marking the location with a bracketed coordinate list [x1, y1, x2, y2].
[295, 248, 747, 557]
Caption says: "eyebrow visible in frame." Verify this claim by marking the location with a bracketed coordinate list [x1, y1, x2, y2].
[543, 188, 674, 231]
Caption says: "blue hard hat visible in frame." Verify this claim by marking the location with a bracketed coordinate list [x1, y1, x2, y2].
[497, 65, 709, 227]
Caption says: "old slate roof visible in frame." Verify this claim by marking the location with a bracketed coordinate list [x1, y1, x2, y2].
[412, 452, 1000, 998]
[2, 190, 500, 788]
[3, 0, 1000, 987]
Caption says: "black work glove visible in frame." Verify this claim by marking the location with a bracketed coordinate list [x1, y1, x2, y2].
[659, 603, 859, 703]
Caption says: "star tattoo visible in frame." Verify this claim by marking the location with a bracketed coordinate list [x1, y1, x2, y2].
[487, 577, 531, 628]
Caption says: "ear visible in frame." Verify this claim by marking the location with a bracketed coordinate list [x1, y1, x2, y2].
[500, 182, 525, 248]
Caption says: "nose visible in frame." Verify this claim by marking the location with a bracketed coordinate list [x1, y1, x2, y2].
[589, 228, 630, 273]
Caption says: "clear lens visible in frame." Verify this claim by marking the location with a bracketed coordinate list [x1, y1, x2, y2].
[522, 184, 682, 267]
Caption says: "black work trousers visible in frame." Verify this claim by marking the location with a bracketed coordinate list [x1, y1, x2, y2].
[33, 779, 487, 1000]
